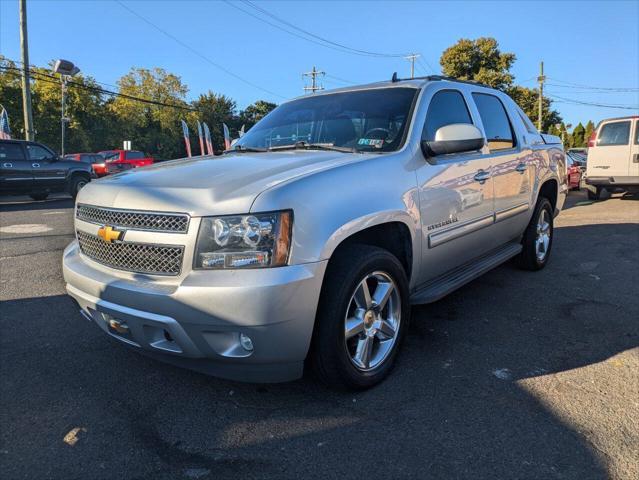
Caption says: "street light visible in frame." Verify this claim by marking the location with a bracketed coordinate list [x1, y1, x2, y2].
[53, 59, 80, 156]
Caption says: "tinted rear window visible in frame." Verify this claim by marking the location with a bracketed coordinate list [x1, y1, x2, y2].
[472, 93, 515, 151]
[598, 121, 630, 146]
[635, 121, 639, 145]
[0, 143, 25, 161]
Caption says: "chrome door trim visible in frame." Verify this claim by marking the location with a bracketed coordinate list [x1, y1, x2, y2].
[495, 202, 529, 223]
[428, 213, 494, 248]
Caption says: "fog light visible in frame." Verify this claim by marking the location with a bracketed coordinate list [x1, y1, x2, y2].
[239, 333, 254, 351]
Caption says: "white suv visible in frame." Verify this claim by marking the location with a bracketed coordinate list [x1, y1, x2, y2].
[585, 116, 639, 199]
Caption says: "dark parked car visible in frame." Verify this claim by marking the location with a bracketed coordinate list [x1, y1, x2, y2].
[0, 139, 93, 200]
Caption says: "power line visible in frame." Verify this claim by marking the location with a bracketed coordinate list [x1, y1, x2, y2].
[239, 0, 406, 58]
[325, 74, 355, 85]
[547, 77, 638, 92]
[547, 93, 639, 110]
[114, 0, 286, 100]
[1, 64, 198, 111]
[417, 56, 437, 74]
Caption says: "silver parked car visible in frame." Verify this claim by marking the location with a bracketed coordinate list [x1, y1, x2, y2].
[63, 75, 567, 389]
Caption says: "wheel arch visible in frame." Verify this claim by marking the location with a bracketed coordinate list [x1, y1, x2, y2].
[321, 215, 416, 282]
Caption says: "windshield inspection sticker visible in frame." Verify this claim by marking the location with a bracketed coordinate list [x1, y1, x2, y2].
[358, 138, 384, 148]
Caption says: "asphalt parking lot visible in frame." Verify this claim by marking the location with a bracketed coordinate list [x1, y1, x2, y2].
[1, 190, 638, 480]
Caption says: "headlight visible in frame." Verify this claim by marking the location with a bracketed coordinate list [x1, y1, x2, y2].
[194, 211, 292, 269]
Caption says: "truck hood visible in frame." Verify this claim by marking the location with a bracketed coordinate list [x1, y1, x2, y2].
[77, 150, 373, 216]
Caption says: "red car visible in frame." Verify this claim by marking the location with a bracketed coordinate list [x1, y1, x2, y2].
[566, 150, 587, 190]
[64, 153, 108, 177]
[98, 150, 154, 171]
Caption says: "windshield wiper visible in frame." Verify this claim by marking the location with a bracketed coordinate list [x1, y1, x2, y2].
[269, 141, 357, 153]
[224, 145, 268, 154]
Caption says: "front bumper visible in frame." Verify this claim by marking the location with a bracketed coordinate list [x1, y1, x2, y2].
[63, 241, 327, 382]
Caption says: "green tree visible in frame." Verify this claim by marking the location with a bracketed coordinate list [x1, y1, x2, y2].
[572, 122, 585, 148]
[507, 86, 562, 132]
[440, 38, 562, 132]
[583, 120, 595, 146]
[440, 37, 516, 90]
[191, 92, 237, 152]
[110, 67, 191, 159]
[240, 100, 277, 127]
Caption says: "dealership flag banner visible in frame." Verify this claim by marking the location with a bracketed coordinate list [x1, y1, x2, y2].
[0, 106, 11, 140]
[181, 119, 192, 158]
[223, 123, 231, 150]
[196, 120, 205, 156]
[203, 122, 213, 155]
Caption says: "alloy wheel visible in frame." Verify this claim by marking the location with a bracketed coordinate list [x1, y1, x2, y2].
[344, 271, 401, 371]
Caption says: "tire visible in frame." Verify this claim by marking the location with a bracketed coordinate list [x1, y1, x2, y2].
[29, 193, 48, 201]
[516, 197, 554, 271]
[310, 244, 410, 390]
[587, 187, 602, 201]
[68, 175, 89, 199]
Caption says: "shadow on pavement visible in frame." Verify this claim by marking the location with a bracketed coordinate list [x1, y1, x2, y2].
[1, 223, 637, 479]
[0, 195, 74, 213]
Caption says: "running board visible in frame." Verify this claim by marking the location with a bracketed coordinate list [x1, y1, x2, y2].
[410, 242, 522, 305]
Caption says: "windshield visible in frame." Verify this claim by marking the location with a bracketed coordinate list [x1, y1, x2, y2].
[235, 87, 418, 153]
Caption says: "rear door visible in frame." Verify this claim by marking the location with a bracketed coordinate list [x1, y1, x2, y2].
[0, 142, 33, 192]
[588, 120, 632, 178]
[471, 92, 532, 240]
[27, 143, 66, 189]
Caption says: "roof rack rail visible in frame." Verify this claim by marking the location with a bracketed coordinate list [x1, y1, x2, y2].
[390, 73, 491, 88]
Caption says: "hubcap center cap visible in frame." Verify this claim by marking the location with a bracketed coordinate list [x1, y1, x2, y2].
[364, 310, 376, 329]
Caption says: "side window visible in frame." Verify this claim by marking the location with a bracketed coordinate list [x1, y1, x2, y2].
[0, 143, 26, 161]
[472, 93, 516, 151]
[598, 121, 631, 146]
[517, 108, 539, 135]
[26, 144, 53, 160]
[125, 151, 145, 160]
[422, 90, 473, 141]
[80, 154, 92, 163]
[634, 121, 639, 145]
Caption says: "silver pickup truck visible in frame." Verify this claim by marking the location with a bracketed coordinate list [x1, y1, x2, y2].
[63, 75, 567, 389]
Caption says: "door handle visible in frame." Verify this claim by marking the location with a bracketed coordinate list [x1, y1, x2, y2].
[3, 163, 12, 168]
[474, 170, 491, 184]
[32, 163, 40, 168]
[515, 163, 527, 173]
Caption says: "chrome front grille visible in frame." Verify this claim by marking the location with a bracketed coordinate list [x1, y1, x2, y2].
[76, 204, 189, 233]
[77, 231, 184, 276]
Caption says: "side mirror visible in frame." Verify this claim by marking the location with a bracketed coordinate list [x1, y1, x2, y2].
[421, 124, 485, 157]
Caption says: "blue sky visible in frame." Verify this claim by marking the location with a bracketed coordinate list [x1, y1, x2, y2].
[1, 0, 638, 128]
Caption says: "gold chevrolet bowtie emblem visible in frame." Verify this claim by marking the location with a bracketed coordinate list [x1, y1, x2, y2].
[97, 225, 122, 243]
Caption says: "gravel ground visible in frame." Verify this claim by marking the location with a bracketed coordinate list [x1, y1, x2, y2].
[1, 190, 637, 480]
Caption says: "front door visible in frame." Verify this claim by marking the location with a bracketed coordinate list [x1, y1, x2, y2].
[0, 141, 33, 192]
[416, 89, 496, 284]
[26, 143, 66, 190]
[471, 92, 532, 241]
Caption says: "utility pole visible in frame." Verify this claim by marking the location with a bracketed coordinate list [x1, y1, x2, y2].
[19, 0, 35, 140]
[303, 66, 325, 94]
[537, 61, 545, 132]
[60, 77, 67, 156]
[404, 53, 420, 79]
